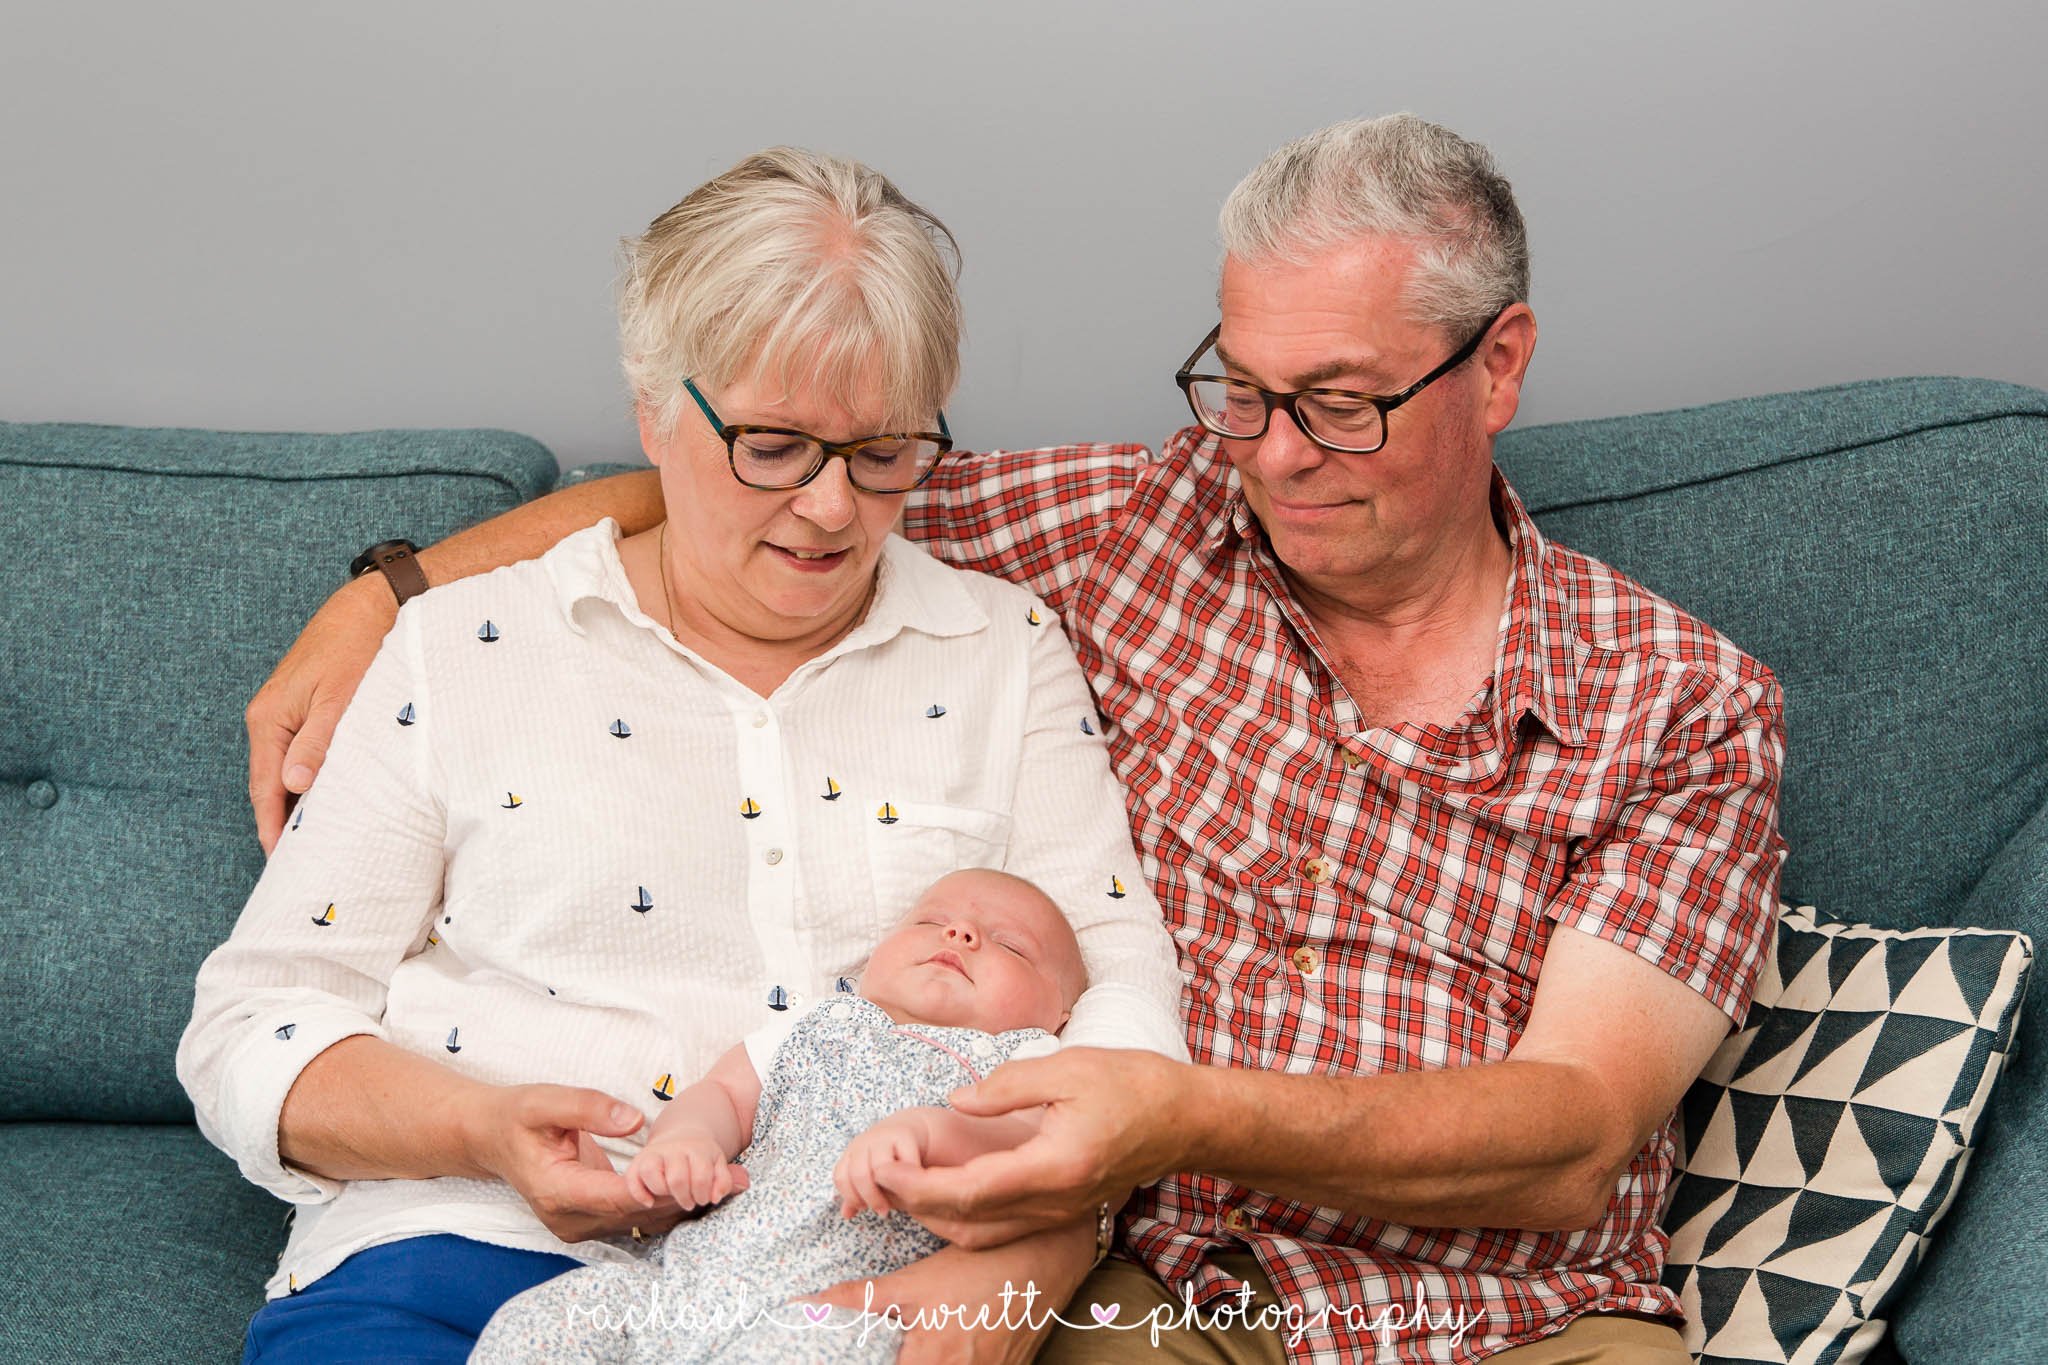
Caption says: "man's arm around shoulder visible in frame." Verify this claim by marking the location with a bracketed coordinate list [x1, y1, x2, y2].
[247, 469, 663, 851]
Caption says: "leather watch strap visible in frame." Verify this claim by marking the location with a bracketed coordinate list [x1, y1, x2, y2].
[357, 541, 429, 606]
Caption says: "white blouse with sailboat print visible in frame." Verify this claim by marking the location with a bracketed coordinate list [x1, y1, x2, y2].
[176, 519, 1189, 1298]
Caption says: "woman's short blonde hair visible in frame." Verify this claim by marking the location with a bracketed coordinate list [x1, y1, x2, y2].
[618, 147, 963, 438]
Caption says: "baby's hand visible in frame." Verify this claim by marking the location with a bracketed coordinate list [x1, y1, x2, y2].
[625, 1128, 745, 1211]
[833, 1113, 931, 1218]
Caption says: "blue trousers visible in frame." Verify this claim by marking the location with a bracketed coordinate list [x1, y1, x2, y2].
[241, 1234, 581, 1364]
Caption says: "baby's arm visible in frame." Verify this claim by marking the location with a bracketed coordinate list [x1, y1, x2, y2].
[623, 1043, 762, 1210]
[833, 1105, 1045, 1217]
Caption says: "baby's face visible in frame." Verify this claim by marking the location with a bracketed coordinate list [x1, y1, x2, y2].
[860, 870, 1085, 1034]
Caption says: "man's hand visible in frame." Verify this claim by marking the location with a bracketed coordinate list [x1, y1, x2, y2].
[834, 1111, 933, 1217]
[247, 574, 396, 853]
[624, 1126, 749, 1211]
[806, 1223, 1092, 1365]
[878, 1048, 1186, 1246]
[463, 1082, 687, 1242]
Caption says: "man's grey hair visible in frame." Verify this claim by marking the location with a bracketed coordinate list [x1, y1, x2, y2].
[618, 146, 962, 437]
[1218, 114, 1529, 334]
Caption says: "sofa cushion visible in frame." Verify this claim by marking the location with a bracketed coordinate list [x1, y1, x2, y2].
[1659, 906, 2031, 1363]
[0, 1122, 284, 1361]
[0, 422, 557, 1122]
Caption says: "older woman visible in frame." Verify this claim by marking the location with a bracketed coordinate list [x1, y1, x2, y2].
[178, 148, 1185, 1364]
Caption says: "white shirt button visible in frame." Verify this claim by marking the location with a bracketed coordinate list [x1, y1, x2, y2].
[971, 1037, 997, 1057]
[828, 1002, 854, 1021]
[787, 991, 806, 1010]
[751, 712, 770, 728]
[764, 848, 784, 866]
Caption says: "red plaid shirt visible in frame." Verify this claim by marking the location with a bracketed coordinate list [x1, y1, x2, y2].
[906, 426, 1785, 1363]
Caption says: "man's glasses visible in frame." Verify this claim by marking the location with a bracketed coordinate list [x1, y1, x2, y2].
[1173, 309, 1503, 455]
[684, 378, 953, 493]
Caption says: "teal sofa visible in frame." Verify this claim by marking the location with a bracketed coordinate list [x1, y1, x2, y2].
[3, 378, 2042, 1362]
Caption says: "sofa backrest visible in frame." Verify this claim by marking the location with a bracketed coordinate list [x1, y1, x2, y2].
[1497, 377, 2047, 939]
[1496, 377, 2048, 1356]
[0, 422, 557, 1122]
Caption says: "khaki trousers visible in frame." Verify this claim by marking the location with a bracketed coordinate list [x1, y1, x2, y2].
[1037, 1254, 1690, 1363]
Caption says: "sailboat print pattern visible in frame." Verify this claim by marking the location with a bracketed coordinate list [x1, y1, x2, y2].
[214, 525, 1190, 1313]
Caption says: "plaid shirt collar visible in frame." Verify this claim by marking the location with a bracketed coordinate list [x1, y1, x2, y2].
[1215, 459, 1588, 756]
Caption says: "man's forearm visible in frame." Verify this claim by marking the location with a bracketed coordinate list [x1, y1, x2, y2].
[929, 1219, 1095, 1339]
[1175, 1058, 1630, 1232]
[413, 469, 663, 588]
[277, 1035, 494, 1183]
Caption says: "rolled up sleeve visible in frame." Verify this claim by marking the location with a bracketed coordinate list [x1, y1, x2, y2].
[1543, 668, 1787, 1029]
[176, 609, 446, 1201]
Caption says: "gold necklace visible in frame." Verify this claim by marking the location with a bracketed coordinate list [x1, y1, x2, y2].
[658, 521, 678, 633]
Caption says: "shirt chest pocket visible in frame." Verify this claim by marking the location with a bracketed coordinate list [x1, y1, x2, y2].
[862, 800, 1013, 927]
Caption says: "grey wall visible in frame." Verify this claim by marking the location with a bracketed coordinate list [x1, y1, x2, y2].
[4, 1, 2042, 467]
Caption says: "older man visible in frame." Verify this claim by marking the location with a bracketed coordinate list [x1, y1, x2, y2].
[250, 116, 1780, 1363]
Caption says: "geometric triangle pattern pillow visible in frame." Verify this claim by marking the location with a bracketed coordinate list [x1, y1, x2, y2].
[1658, 905, 2033, 1365]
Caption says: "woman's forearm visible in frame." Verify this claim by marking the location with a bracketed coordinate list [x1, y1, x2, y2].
[277, 1035, 494, 1183]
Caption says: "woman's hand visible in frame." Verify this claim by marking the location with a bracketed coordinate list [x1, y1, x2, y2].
[463, 1082, 689, 1242]
[247, 574, 394, 854]
[624, 1126, 749, 1211]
